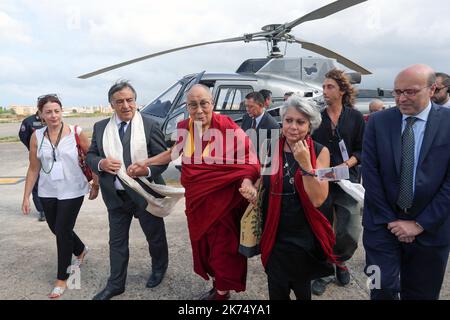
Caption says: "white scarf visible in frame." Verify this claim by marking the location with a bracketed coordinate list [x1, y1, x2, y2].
[103, 112, 184, 217]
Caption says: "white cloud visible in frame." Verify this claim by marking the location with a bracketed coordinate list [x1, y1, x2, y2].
[2, 0, 450, 106]
[0, 11, 32, 44]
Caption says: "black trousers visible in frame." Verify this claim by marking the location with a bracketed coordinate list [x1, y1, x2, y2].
[267, 275, 311, 300]
[106, 191, 168, 291]
[322, 184, 361, 262]
[40, 196, 85, 280]
[364, 227, 449, 300]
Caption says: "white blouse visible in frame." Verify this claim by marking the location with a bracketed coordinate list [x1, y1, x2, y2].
[36, 125, 90, 200]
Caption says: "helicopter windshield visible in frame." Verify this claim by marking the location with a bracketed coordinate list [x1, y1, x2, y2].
[141, 81, 183, 118]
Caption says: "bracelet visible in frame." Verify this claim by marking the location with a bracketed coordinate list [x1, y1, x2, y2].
[299, 165, 317, 177]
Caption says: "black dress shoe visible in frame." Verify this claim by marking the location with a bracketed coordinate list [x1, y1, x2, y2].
[92, 288, 124, 300]
[146, 270, 166, 288]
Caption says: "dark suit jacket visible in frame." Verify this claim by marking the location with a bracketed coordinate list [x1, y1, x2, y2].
[362, 104, 450, 247]
[240, 112, 280, 155]
[87, 114, 168, 211]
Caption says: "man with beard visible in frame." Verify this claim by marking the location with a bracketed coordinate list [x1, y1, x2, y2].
[431, 72, 450, 108]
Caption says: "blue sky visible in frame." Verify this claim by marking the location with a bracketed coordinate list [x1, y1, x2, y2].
[1, 0, 450, 107]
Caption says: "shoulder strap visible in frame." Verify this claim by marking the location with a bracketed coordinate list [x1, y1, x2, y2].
[74, 125, 81, 146]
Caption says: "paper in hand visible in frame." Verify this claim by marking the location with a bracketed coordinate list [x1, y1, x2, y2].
[316, 166, 350, 181]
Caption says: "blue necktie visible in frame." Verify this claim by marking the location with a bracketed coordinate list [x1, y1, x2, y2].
[251, 117, 257, 129]
[119, 121, 127, 142]
[397, 117, 417, 211]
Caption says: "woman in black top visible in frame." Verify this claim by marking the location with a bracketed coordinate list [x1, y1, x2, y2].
[240, 96, 337, 300]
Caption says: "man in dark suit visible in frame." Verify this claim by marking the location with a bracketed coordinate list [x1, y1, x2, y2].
[87, 81, 169, 300]
[241, 91, 279, 162]
[362, 64, 450, 300]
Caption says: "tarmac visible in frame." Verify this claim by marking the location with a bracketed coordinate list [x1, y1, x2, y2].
[0, 141, 448, 300]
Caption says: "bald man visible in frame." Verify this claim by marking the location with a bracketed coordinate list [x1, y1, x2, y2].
[128, 84, 260, 300]
[362, 64, 450, 300]
[369, 99, 385, 114]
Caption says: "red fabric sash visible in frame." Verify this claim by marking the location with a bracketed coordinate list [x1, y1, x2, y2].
[177, 113, 260, 241]
[259, 136, 339, 267]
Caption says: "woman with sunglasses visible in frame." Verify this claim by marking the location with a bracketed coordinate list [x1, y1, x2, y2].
[240, 95, 338, 300]
[21, 94, 99, 298]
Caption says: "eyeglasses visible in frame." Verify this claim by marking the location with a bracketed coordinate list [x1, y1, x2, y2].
[434, 86, 448, 94]
[391, 86, 430, 98]
[187, 100, 211, 109]
[37, 94, 59, 102]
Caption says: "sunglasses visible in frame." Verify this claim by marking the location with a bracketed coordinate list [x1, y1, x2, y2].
[37, 94, 59, 102]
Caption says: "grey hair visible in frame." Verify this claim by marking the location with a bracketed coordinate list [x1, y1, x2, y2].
[108, 80, 137, 104]
[280, 95, 322, 133]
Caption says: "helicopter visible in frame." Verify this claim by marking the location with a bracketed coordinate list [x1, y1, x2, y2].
[78, 0, 385, 145]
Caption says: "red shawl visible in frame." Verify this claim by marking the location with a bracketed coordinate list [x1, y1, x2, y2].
[259, 136, 339, 268]
[177, 113, 260, 241]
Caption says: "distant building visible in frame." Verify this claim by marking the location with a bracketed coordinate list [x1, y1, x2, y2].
[10, 105, 36, 116]
[9, 105, 112, 116]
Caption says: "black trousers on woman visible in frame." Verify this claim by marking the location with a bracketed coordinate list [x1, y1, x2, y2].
[40, 196, 85, 280]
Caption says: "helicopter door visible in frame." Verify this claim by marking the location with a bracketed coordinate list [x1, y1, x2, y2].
[214, 85, 253, 123]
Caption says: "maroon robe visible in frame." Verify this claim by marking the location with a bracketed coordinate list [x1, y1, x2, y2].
[177, 113, 260, 291]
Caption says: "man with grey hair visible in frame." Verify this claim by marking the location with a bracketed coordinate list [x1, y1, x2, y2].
[362, 64, 450, 300]
[87, 80, 169, 300]
[311, 69, 365, 296]
[369, 99, 385, 114]
[431, 72, 450, 108]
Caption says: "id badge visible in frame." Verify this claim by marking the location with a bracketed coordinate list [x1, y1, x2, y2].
[50, 162, 65, 181]
[339, 139, 350, 162]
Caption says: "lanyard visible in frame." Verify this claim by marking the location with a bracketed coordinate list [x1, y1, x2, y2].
[44, 123, 64, 162]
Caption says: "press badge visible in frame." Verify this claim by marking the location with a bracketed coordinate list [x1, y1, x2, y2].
[339, 140, 350, 162]
[50, 162, 65, 181]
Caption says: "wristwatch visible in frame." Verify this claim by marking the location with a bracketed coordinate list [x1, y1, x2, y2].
[415, 221, 424, 232]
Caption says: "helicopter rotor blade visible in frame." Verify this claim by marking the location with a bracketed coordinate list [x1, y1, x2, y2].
[284, 0, 367, 32]
[291, 37, 371, 75]
[78, 36, 258, 79]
